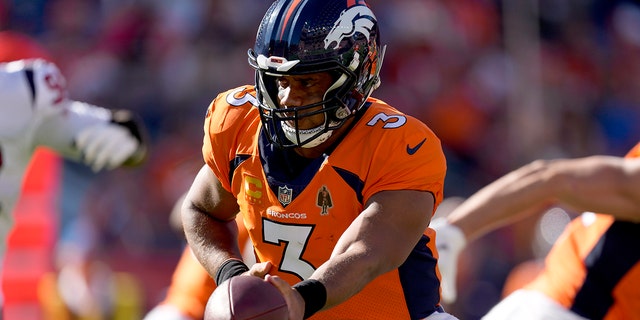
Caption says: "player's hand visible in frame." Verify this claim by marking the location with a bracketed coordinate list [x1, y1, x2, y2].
[247, 261, 273, 278]
[75, 122, 140, 172]
[430, 217, 467, 304]
[266, 274, 304, 320]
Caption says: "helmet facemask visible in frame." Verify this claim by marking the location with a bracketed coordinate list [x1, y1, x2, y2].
[251, 52, 361, 148]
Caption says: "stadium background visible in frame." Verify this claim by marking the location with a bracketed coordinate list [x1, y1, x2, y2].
[2, 0, 639, 319]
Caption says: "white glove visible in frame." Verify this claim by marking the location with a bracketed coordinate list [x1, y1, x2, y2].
[430, 217, 467, 304]
[75, 123, 139, 172]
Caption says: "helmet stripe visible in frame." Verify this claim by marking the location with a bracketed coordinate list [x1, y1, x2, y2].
[279, 0, 305, 41]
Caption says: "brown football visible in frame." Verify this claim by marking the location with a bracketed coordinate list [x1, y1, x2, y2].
[205, 276, 288, 320]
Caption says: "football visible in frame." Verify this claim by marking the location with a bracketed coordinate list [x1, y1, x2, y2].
[205, 276, 288, 320]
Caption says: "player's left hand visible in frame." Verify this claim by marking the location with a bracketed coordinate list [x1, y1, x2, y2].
[267, 274, 305, 320]
[75, 123, 140, 172]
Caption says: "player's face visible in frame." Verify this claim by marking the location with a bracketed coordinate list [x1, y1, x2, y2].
[276, 72, 333, 130]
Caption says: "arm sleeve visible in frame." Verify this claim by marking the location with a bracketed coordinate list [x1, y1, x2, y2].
[33, 100, 113, 160]
[202, 87, 260, 193]
[0, 59, 113, 158]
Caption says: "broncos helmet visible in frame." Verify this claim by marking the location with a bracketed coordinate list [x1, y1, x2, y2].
[248, 0, 386, 148]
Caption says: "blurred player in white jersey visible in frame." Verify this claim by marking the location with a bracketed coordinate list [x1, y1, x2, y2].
[0, 30, 147, 315]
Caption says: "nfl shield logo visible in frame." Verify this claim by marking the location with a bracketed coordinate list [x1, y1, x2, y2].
[278, 185, 293, 206]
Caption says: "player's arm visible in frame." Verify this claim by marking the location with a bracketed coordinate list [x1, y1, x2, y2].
[35, 102, 147, 171]
[271, 189, 435, 319]
[531, 156, 640, 222]
[432, 155, 640, 303]
[24, 59, 147, 171]
[321, 190, 435, 306]
[181, 164, 243, 279]
[447, 155, 640, 241]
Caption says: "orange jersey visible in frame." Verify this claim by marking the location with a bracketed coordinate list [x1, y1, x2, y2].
[526, 141, 640, 319]
[160, 248, 216, 319]
[202, 86, 447, 319]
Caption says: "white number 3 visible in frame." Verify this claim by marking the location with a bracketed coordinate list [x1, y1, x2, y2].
[262, 219, 316, 280]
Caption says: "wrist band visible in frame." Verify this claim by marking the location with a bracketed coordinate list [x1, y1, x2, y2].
[215, 259, 249, 285]
[293, 279, 327, 319]
[110, 110, 143, 143]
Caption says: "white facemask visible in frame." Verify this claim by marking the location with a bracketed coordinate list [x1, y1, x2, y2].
[281, 122, 333, 148]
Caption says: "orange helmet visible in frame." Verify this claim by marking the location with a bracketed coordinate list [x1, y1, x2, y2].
[0, 30, 52, 62]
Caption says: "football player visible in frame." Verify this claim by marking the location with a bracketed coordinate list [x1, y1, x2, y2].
[0, 30, 147, 303]
[180, 0, 456, 319]
[432, 142, 640, 319]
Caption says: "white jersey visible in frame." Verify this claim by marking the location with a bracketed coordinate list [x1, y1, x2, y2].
[0, 59, 114, 256]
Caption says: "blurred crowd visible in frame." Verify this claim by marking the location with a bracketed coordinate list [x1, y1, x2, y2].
[2, 0, 639, 319]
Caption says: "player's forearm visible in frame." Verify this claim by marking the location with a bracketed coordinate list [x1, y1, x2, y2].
[310, 218, 423, 312]
[552, 156, 640, 222]
[36, 101, 147, 169]
[449, 156, 640, 240]
[447, 160, 557, 241]
[182, 204, 242, 278]
[306, 190, 430, 309]
[35, 100, 108, 157]
[311, 244, 387, 310]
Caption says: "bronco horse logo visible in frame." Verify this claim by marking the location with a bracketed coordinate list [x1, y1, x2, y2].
[324, 6, 376, 50]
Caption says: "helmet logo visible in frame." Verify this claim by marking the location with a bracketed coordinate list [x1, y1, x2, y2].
[324, 6, 376, 50]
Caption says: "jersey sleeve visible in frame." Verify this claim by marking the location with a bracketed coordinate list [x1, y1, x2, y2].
[360, 104, 447, 212]
[0, 59, 113, 157]
[23, 59, 116, 158]
[202, 86, 261, 192]
[0, 60, 40, 139]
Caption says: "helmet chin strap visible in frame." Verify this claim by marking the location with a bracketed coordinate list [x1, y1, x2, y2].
[281, 122, 333, 148]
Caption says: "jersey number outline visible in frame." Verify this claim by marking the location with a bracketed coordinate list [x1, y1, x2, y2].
[44, 73, 65, 105]
[226, 87, 258, 107]
[262, 218, 316, 280]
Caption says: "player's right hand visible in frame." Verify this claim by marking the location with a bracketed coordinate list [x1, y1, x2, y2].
[430, 217, 467, 304]
[74, 122, 140, 172]
[247, 261, 273, 278]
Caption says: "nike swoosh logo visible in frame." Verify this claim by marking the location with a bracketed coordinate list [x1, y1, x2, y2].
[406, 138, 427, 155]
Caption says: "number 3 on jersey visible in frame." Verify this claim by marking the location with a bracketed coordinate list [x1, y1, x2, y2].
[262, 218, 316, 280]
[366, 112, 406, 129]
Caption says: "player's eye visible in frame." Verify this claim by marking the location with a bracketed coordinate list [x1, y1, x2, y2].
[276, 78, 289, 88]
